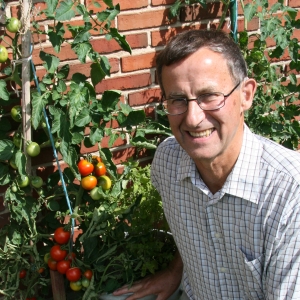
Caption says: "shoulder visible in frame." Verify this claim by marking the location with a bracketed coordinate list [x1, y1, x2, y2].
[255, 134, 300, 181]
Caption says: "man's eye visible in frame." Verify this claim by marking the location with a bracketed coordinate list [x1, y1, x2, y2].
[199, 93, 221, 102]
[170, 98, 186, 105]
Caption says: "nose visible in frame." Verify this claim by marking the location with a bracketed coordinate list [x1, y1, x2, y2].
[184, 100, 206, 127]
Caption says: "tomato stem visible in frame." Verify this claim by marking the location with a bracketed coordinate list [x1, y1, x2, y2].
[74, 185, 84, 215]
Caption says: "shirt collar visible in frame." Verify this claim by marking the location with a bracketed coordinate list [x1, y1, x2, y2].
[176, 125, 262, 204]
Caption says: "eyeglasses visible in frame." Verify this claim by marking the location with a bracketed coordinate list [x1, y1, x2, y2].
[161, 82, 241, 116]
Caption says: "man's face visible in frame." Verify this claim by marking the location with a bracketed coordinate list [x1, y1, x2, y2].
[161, 47, 251, 166]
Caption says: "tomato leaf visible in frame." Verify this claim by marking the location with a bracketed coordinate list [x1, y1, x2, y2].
[40, 51, 60, 73]
[15, 151, 27, 177]
[103, 0, 114, 8]
[43, 0, 59, 18]
[0, 163, 9, 180]
[0, 80, 9, 101]
[31, 91, 48, 130]
[74, 108, 92, 127]
[55, 0, 75, 21]
[107, 28, 131, 54]
[73, 42, 92, 63]
[48, 22, 65, 52]
[90, 62, 106, 87]
[0, 140, 14, 160]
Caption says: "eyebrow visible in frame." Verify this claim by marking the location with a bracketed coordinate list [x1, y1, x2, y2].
[167, 86, 219, 98]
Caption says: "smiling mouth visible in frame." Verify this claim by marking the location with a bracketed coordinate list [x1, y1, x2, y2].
[189, 129, 214, 138]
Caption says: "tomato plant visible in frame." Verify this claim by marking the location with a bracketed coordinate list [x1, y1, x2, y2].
[47, 257, 57, 271]
[30, 176, 43, 188]
[12, 132, 22, 148]
[66, 252, 76, 261]
[10, 105, 22, 122]
[26, 142, 40, 157]
[66, 267, 81, 282]
[43, 253, 50, 264]
[98, 175, 112, 190]
[6, 17, 21, 33]
[81, 277, 90, 288]
[83, 269, 93, 280]
[90, 187, 101, 200]
[0, 45, 8, 63]
[16, 175, 30, 188]
[94, 162, 106, 177]
[70, 280, 82, 291]
[19, 269, 26, 279]
[54, 227, 71, 245]
[56, 260, 71, 274]
[50, 245, 67, 262]
[81, 175, 97, 190]
[78, 159, 94, 177]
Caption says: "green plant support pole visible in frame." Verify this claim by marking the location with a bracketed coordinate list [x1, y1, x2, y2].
[229, 0, 238, 42]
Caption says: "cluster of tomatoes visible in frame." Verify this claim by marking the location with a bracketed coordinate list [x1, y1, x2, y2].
[0, 17, 21, 63]
[78, 156, 112, 200]
[44, 227, 93, 292]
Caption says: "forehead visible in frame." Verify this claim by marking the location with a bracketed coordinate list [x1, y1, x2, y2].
[161, 48, 231, 93]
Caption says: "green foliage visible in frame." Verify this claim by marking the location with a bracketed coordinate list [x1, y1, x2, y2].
[0, 0, 175, 298]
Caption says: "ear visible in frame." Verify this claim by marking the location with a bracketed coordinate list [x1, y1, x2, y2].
[241, 78, 257, 112]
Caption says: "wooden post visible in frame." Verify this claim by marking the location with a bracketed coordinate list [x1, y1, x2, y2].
[21, 0, 32, 174]
[50, 270, 67, 300]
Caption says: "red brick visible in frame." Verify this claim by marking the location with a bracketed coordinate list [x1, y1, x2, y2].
[121, 52, 157, 72]
[35, 57, 119, 81]
[118, 9, 175, 31]
[152, 0, 176, 5]
[85, 0, 148, 12]
[289, 0, 300, 8]
[151, 25, 206, 47]
[90, 33, 148, 54]
[180, 3, 227, 22]
[95, 72, 152, 94]
[128, 88, 161, 106]
[32, 44, 77, 66]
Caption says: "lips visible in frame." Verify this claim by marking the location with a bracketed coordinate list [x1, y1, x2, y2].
[189, 128, 214, 138]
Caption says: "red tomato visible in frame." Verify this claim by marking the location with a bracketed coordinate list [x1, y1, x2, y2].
[93, 162, 106, 177]
[81, 175, 97, 190]
[66, 267, 81, 282]
[50, 245, 67, 262]
[47, 257, 57, 271]
[78, 159, 94, 176]
[54, 227, 71, 245]
[57, 260, 71, 274]
[19, 269, 26, 279]
[83, 269, 93, 280]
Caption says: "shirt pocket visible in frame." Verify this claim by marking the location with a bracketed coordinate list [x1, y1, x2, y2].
[238, 248, 265, 300]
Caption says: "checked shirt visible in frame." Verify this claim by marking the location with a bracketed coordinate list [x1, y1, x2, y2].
[151, 125, 300, 300]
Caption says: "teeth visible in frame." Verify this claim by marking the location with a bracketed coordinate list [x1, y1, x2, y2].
[189, 129, 213, 138]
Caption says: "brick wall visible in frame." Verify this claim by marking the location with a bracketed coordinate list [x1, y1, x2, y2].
[0, 0, 299, 225]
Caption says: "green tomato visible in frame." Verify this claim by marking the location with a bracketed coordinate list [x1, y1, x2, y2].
[90, 187, 101, 200]
[81, 277, 90, 288]
[0, 45, 8, 63]
[6, 17, 21, 33]
[13, 132, 22, 148]
[11, 105, 22, 122]
[26, 142, 40, 157]
[9, 157, 17, 169]
[16, 175, 30, 188]
[31, 176, 43, 188]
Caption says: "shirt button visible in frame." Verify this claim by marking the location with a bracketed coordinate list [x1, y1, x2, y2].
[220, 267, 227, 273]
[215, 232, 222, 238]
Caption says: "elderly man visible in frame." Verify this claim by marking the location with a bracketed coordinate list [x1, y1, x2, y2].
[114, 29, 300, 300]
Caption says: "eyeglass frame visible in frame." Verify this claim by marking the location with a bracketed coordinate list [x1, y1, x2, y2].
[161, 81, 241, 116]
